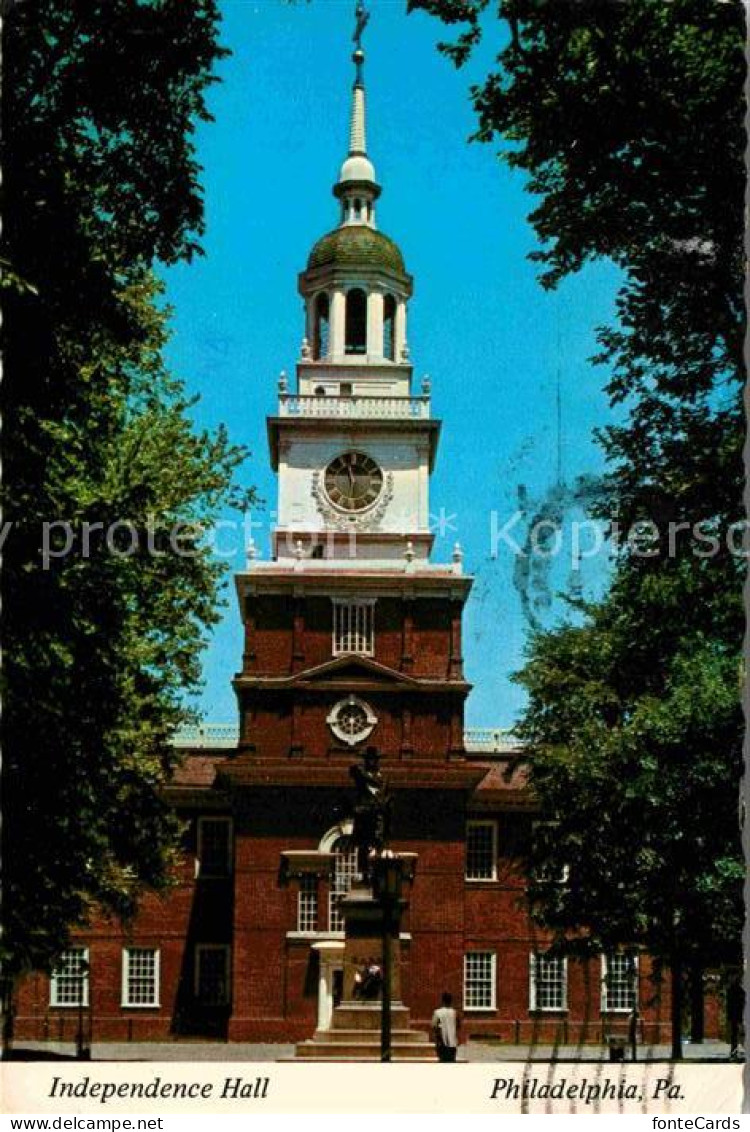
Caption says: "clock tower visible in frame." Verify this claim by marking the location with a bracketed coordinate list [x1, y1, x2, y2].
[223, 7, 481, 1041]
[269, 34, 436, 564]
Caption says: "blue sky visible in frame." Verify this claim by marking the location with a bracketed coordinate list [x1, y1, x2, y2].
[163, 0, 620, 728]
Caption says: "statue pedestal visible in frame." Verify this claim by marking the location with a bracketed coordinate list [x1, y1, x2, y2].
[340, 881, 404, 1003]
[294, 855, 435, 1061]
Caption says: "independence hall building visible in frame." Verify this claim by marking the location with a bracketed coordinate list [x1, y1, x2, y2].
[16, 19, 715, 1051]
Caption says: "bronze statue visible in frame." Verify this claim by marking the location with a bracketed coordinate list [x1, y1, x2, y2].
[349, 746, 391, 882]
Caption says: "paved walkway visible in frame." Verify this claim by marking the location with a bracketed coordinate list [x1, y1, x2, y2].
[7, 1040, 738, 1063]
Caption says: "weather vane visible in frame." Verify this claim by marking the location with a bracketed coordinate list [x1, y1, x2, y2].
[353, 0, 370, 53]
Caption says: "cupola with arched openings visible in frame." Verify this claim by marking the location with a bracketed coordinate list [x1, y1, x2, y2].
[296, 36, 413, 373]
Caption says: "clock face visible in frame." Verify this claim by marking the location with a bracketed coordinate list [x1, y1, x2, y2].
[324, 451, 384, 512]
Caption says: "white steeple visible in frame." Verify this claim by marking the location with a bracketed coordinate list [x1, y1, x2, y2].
[335, 2, 380, 228]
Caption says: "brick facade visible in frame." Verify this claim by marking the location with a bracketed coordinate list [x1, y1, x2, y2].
[15, 590, 715, 1046]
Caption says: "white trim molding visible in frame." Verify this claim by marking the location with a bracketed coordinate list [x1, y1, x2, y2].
[50, 947, 89, 1008]
[121, 947, 160, 1009]
[465, 819, 498, 881]
[529, 952, 568, 1012]
[463, 951, 497, 1012]
[326, 694, 377, 747]
[601, 952, 639, 1013]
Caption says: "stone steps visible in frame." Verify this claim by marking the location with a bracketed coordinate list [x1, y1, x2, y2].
[295, 1038, 437, 1061]
[312, 1027, 430, 1044]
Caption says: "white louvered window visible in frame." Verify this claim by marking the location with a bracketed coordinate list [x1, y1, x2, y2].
[332, 599, 375, 656]
[466, 821, 498, 880]
[530, 953, 567, 1011]
[297, 875, 319, 934]
[329, 839, 358, 933]
[602, 953, 638, 1012]
[464, 952, 496, 1011]
[122, 948, 160, 1007]
[50, 948, 89, 1007]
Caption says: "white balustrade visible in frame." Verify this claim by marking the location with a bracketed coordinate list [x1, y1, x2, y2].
[172, 722, 518, 751]
[277, 394, 430, 420]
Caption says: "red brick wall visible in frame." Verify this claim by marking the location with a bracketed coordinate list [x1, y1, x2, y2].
[244, 595, 458, 679]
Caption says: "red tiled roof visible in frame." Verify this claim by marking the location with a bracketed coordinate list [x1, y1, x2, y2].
[170, 753, 229, 787]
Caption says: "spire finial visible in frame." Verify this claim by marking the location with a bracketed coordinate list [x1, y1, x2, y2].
[353, 0, 370, 57]
[335, 1, 380, 222]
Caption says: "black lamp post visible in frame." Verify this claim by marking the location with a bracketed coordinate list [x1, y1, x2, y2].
[372, 854, 407, 1063]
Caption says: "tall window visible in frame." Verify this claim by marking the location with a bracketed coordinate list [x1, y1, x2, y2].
[345, 289, 367, 355]
[297, 875, 319, 934]
[332, 599, 375, 656]
[195, 945, 230, 1005]
[464, 952, 496, 1011]
[329, 839, 358, 933]
[313, 292, 330, 360]
[197, 817, 232, 878]
[383, 294, 396, 361]
[122, 948, 160, 1007]
[50, 948, 89, 1007]
[602, 953, 638, 1012]
[530, 952, 567, 1011]
[466, 820, 498, 881]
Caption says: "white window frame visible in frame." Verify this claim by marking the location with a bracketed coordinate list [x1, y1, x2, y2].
[332, 598, 376, 657]
[196, 816, 233, 878]
[466, 820, 498, 881]
[601, 952, 639, 1013]
[529, 952, 568, 1012]
[329, 838, 359, 934]
[297, 874, 319, 935]
[194, 944, 231, 1005]
[50, 947, 89, 1008]
[121, 947, 160, 1008]
[463, 951, 497, 1012]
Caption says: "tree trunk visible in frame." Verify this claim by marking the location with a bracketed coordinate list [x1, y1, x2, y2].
[671, 957, 683, 1060]
[689, 962, 704, 1044]
[1, 978, 15, 1056]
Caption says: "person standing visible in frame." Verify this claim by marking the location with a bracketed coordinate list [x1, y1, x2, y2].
[432, 991, 459, 1062]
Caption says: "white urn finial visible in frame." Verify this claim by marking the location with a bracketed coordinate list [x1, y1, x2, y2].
[278, 370, 288, 394]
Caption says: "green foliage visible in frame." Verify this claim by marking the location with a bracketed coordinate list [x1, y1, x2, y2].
[2, 1, 253, 976]
[412, 0, 745, 977]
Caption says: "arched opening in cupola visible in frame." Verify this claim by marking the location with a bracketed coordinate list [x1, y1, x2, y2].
[313, 292, 330, 360]
[345, 288, 367, 355]
[383, 294, 396, 361]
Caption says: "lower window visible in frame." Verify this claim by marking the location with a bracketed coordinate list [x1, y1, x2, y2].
[602, 952, 638, 1012]
[50, 948, 89, 1008]
[195, 945, 231, 1006]
[122, 947, 160, 1007]
[464, 951, 496, 1010]
[530, 952, 567, 1011]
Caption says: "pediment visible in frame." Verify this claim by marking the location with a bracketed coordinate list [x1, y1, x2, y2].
[292, 655, 419, 689]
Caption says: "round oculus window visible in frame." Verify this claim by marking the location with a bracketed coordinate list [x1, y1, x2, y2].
[326, 695, 377, 747]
